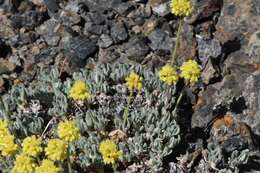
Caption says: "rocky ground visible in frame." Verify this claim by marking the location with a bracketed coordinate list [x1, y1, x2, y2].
[1, 0, 260, 172]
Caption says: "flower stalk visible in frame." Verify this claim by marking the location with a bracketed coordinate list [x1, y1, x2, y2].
[171, 19, 183, 65]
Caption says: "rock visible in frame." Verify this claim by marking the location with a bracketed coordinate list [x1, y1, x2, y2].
[123, 36, 150, 62]
[247, 30, 260, 60]
[59, 10, 82, 26]
[177, 24, 197, 63]
[214, 0, 260, 48]
[201, 58, 219, 85]
[110, 21, 128, 44]
[11, 10, 47, 30]
[43, 0, 59, 13]
[98, 46, 120, 63]
[112, 2, 134, 16]
[186, 0, 222, 24]
[98, 34, 113, 48]
[148, 29, 174, 56]
[66, 36, 97, 66]
[0, 12, 16, 39]
[141, 19, 158, 35]
[84, 23, 108, 35]
[0, 59, 16, 75]
[151, 2, 170, 17]
[196, 36, 222, 66]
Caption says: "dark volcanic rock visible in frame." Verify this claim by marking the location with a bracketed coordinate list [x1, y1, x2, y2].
[148, 29, 174, 56]
[98, 34, 113, 48]
[214, 0, 260, 48]
[196, 36, 222, 66]
[123, 36, 150, 62]
[110, 22, 128, 44]
[112, 1, 134, 16]
[66, 36, 97, 66]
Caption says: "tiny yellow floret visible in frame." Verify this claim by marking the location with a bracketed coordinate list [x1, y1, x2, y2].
[35, 159, 62, 173]
[69, 80, 91, 101]
[22, 135, 42, 157]
[99, 139, 123, 165]
[45, 139, 68, 161]
[0, 134, 18, 156]
[58, 120, 81, 142]
[180, 59, 201, 83]
[159, 64, 179, 85]
[125, 72, 143, 91]
[11, 154, 36, 173]
[0, 119, 9, 137]
[170, 0, 193, 17]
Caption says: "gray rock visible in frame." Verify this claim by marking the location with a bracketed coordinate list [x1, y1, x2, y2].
[110, 22, 128, 43]
[98, 34, 113, 48]
[66, 36, 97, 63]
[85, 23, 106, 35]
[112, 2, 134, 16]
[43, 0, 59, 13]
[151, 2, 170, 17]
[0, 59, 16, 75]
[201, 58, 219, 85]
[123, 36, 150, 62]
[196, 36, 222, 66]
[148, 29, 174, 56]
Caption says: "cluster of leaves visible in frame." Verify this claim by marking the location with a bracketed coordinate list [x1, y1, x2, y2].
[0, 63, 181, 172]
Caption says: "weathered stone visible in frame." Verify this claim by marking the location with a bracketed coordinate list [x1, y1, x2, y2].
[123, 36, 150, 62]
[214, 0, 260, 48]
[0, 12, 16, 39]
[201, 58, 219, 85]
[110, 21, 128, 43]
[151, 2, 170, 17]
[141, 19, 158, 35]
[177, 24, 197, 63]
[66, 36, 97, 62]
[98, 46, 120, 63]
[247, 30, 260, 60]
[98, 34, 113, 48]
[196, 36, 222, 66]
[0, 59, 16, 75]
[112, 2, 134, 16]
[148, 29, 174, 56]
[186, 0, 222, 24]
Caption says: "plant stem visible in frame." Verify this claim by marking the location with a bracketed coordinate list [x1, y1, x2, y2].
[67, 144, 72, 173]
[112, 164, 117, 173]
[172, 90, 183, 115]
[171, 19, 183, 65]
[123, 91, 133, 127]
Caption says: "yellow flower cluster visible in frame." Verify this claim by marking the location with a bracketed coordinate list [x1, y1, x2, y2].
[35, 159, 62, 173]
[11, 154, 36, 173]
[0, 135, 18, 156]
[58, 120, 81, 142]
[170, 0, 193, 17]
[0, 119, 18, 156]
[180, 59, 201, 83]
[99, 139, 123, 165]
[45, 139, 68, 161]
[159, 64, 179, 85]
[22, 135, 42, 157]
[69, 80, 91, 101]
[125, 72, 143, 91]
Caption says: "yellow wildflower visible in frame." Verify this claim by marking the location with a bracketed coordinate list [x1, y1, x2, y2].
[58, 120, 81, 142]
[159, 64, 179, 85]
[69, 80, 91, 101]
[180, 59, 201, 83]
[45, 139, 68, 161]
[125, 72, 143, 91]
[35, 159, 62, 173]
[170, 0, 193, 17]
[11, 154, 36, 173]
[22, 135, 42, 157]
[0, 134, 18, 156]
[0, 119, 9, 137]
[99, 139, 123, 165]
